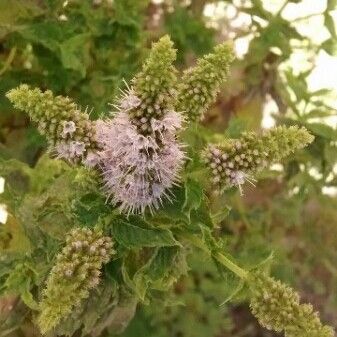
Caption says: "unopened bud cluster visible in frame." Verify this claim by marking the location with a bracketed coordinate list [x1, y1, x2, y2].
[6, 85, 100, 166]
[37, 227, 114, 334]
[127, 35, 177, 134]
[203, 126, 314, 193]
[176, 43, 234, 122]
[249, 272, 334, 337]
[263, 125, 314, 161]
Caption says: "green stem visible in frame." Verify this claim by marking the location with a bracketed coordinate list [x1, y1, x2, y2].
[276, 0, 288, 17]
[213, 252, 248, 280]
[0, 47, 17, 76]
[293, 12, 322, 22]
[181, 233, 248, 280]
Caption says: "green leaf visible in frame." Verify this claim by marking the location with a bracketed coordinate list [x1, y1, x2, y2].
[164, 7, 214, 63]
[21, 284, 39, 310]
[305, 109, 336, 119]
[183, 178, 203, 217]
[285, 70, 309, 100]
[110, 218, 180, 249]
[0, 214, 31, 253]
[0, 0, 44, 36]
[211, 206, 231, 224]
[73, 192, 112, 227]
[219, 279, 245, 306]
[19, 22, 65, 53]
[327, 0, 337, 11]
[134, 247, 178, 295]
[152, 186, 190, 224]
[124, 246, 187, 300]
[53, 279, 120, 336]
[95, 296, 138, 336]
[324, 13, 337, 38]
[60, 34, 91, 77]
[242, 0, 270, 20]
[3, 261, 39, 310]
[0, 158, 32, 202]
[146, 246, 180, 281]
[190, 203, 214, 228]
[322, 38, 337, 56]
[305, 123, 337, 140]
[225, 117, 247, 138]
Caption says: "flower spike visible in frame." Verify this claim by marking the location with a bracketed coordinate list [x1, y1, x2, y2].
[96, 36, 185, 214]
[37, 227, 114, 334]
[6, 84, 100, 166]
[176, 42, 234, 122]
[129, 35, 178, 133]
[203, 126, 314, 193]
[248, 272, 334, 337]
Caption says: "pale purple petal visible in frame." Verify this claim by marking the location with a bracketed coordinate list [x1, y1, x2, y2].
[61, 121, 76, 138]
[95, 111, 185, 214]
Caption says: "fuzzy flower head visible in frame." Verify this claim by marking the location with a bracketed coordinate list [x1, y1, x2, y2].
[203, 126, 314, 194]
[203, 142, 262, 194]
[96, 111, 185, 214]
[93, 36, 186, 214]
[38, 227, 114, 334]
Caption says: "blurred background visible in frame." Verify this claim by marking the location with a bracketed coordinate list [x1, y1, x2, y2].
[1, 1, 337, 336]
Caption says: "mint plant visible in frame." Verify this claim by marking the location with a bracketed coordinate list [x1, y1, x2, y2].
[1, 35, 334, 337]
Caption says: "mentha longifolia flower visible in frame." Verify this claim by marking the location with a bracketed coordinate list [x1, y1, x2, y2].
[61, 120, 77, 138]
[203, 126, 314, 194]
[37, 227, 114, 334]
[94, 36, 186, 214]
[96, 110, 185, 214]
[204, 142, 262, 195]
[6, 84, 99, 165]
[248, 272, 334, 337]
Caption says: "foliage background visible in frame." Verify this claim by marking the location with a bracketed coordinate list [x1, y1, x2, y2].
[0, 0, 337, 336]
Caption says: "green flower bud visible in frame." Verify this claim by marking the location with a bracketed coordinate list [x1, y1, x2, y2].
[123, 35, 178, 133]
[6, 84, 100, 165]
[248, 272, 334, 337]
[176, 43, 234, 122]
[203, 126, 314, 193]
[37, 227, 115, 334]
[262, 125, 314, 161]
